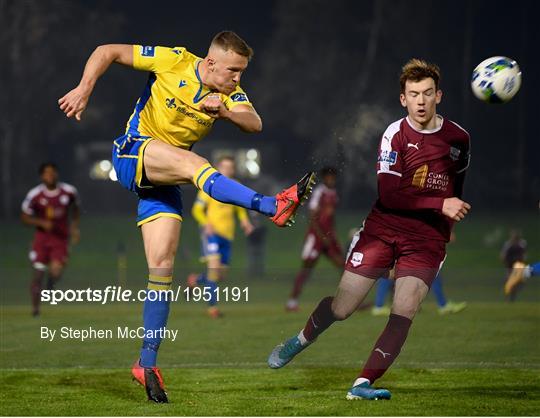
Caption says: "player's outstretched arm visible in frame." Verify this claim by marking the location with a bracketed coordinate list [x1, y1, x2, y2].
[58, 44, 133, 121]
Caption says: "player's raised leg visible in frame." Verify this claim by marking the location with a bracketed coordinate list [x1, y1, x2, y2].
[131, 217, 181, 403]
[142, 139, 315, 227]
[347, 275, 428, 400]
[268, 271, 374, 368]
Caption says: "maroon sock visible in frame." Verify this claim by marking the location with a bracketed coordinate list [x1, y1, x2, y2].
[30, 279, 42, 314]
[360, 313, 412, 383]
[302, 296, 336, 341]
[290, 268, 312, 299]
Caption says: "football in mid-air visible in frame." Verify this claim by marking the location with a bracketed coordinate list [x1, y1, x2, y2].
[471, 56, 521, 103]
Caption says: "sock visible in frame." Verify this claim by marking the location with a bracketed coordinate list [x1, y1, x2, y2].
[360, 313, 412, 383]
[302, 296, 336, 342]
[374, 278, 393, 308]
[140, 274, 173, 368]
[46, 274, 61, 291]
[196, 273, 218, 306]
[530, 262, 540, 277]
[30, 271, 44, 314]
[290, 268, 312, 299]
[193, 163, 276, 216]
[431, 275, 447, 307]
[353, 377, 370, 387]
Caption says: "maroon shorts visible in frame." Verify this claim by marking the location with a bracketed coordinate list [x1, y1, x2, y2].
[29, 234, 69, 270]
[301, 231, 343, 262]
[344, 222, 446, 286]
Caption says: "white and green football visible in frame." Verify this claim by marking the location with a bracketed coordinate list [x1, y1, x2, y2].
[471, 56, 521, 103]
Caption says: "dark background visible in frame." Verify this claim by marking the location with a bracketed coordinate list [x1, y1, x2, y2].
[1, 0, 538, 219]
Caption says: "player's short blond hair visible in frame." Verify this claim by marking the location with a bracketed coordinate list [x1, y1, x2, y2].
[211, 31, 254, 61]
[400, 58, 441, 93]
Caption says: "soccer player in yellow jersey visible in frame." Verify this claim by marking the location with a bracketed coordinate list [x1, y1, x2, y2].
[58, 31, 315, 403]
[188, 156, 254, 318]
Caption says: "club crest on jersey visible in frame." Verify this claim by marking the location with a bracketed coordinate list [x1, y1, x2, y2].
[378, 150, 397, 165]
[350, 252, 364, 267]
[230, 92, 248, 102]
[450, 146, 461, 161]
[141, 46, 155, 57]
[59, 195, 70, 205]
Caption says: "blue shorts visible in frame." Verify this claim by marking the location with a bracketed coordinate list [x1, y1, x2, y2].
[201, 233, 232, 265]
[112, 134, 183, 226]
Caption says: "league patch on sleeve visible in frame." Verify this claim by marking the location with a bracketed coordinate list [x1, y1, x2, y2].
[230, 92, 249, 102]
[378, 150, 398, 165]
[141, 46, 155, 57]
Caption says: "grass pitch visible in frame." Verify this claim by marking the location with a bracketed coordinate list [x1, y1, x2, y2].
[1, 211, 539, 415]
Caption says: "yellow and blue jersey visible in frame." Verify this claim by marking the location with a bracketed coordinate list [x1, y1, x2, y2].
[192, 189, 248, 241]
[128, 45, 253, 150]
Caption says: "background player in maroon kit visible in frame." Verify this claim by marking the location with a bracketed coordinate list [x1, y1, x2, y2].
[286, 167, 343, 312]
[21, 163, 81, 316]
[268, 59, 471, 400]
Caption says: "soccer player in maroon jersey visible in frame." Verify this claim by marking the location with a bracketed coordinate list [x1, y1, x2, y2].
[286, 167, 343, 312]
[21, 163, 81, 316]
[268, 59, 471, 400]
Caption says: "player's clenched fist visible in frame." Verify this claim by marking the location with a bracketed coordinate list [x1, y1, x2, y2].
[200, 94, 229, 119]
[442, 197, 471, 221]
[58, 85, 91, 121]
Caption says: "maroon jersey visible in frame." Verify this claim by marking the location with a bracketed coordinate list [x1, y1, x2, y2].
[22, 182, 80, 240]
[308, 184, 338, 233]
[365, 115, 470, 242]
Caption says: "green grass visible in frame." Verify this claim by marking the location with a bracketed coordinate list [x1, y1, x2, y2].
[1, 212, 539, 415]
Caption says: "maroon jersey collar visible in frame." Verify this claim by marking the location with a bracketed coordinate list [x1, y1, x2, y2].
[405, 115, 444, 134]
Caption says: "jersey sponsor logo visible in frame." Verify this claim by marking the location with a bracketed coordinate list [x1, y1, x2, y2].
[412, 164, 450, 191]
[230, 92, 248, 102]
[168, 102, 213, 128]
[450, 146, 461, 161]
[378, 150, 397, 165]
[350, 251, 363, 267]
[178, 80, 186, 88]
[141, 46, 155, 57]
[426, 172, 449, 191]
[165, 98, 177, 109]
[412, 164, 428, 188]
[407, 142, 419, 150]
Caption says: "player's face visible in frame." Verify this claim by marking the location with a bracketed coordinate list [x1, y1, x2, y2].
[217, 159, 236, 178]
[400, 78, 442, 128]
[207, 48, 248, 95]
[40, 166, 58, 188]
[323, 174, 336, 188]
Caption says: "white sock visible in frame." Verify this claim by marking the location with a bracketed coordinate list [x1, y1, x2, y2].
[297, 330, 309, 346]
[353, 377, 370, 387]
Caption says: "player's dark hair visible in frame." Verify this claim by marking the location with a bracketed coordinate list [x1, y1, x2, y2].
[320, 166, 337, 177]
[211, 31, 254, 61]
[38, 162, 58, 175]
[400, 58, 441, 93]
